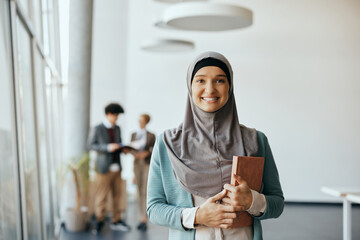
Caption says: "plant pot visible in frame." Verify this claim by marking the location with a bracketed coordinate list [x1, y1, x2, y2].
[80, 206, 90, 223]
[64, 208, 87, 232]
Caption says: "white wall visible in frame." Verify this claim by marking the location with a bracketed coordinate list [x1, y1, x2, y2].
[90, 0, 135, 184]
[90, 0, 128, 127]
[93, 0, 360, 202]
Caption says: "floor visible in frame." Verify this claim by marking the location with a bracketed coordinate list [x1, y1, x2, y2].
[60, 202, 360, 240]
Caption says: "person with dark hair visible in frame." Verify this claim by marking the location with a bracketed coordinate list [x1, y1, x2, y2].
[147, 52, 284, 240]
[88, 102, 131, 234]
[105, 103, 124, 115]
[130, 114, 156, 231]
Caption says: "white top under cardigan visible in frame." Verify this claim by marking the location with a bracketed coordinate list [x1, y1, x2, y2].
[103, 118, 121, 172]
[182, 190, 266, 240]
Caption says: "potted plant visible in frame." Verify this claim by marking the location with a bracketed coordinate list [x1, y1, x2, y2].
[63, 153, 90, 232]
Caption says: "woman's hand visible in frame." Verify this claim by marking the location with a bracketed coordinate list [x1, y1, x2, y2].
[194, 190, 243, 229]
[135, 150, 150, 159]
[222, 174, 253, 211]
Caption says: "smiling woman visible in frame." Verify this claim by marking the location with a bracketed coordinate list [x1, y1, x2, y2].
[146, 51, 284, 240]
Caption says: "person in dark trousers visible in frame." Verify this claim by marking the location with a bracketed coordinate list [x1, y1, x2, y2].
[87, 103, 131, 234]
[130, 114, 156, 231]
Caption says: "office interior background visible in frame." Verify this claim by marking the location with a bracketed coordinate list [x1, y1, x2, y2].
[1, 0, 359, 239]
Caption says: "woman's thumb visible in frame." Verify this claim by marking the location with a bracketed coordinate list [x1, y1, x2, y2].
[210, 189, 227, 202]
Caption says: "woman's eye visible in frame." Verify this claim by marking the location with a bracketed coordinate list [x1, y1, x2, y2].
[216, 79, 226, 83]
[196, 79, 204, 83]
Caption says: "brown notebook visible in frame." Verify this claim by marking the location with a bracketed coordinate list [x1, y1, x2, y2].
[230, 156, 264, 228]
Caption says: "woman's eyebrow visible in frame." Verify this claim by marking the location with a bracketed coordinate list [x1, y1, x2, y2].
[194, 74, 227, 77]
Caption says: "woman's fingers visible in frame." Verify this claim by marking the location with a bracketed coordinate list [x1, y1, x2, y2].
[196, 190, 247, 228]
[220, 203, 245, 212]
[219, 218, 238, 229]
[220, 218, 235, 226]
[221, 196, 231, 205]
[222, 194, 250, 210]
[215, 201, 245, 212]
[210, 189, 227, 202]
[223, 183, 237, 192]
[223, 175, 252, 209]
[232, 174, 244, 185]
[221, 212, 237, 219]
[219, 224, 231, 229]
[224, 175, 249, 191]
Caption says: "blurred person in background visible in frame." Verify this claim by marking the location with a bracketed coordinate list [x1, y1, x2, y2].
[87, 103, 131, 234]
[130, 113, 156, 231]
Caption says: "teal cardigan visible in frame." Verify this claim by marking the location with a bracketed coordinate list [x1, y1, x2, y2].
[147, 131, 284, 240]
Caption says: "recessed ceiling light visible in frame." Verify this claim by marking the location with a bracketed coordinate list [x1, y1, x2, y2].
[141, 39, 195, 52]
[156, 2, 253, 31]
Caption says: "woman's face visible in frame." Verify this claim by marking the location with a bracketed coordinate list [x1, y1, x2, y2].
[138, 116, 147, 129]
[191, 66, 230, 113]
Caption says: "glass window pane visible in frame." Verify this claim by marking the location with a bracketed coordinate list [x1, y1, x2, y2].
[16, 18, 42, 240]
[44, 68, 61, 224]
[41, 0, 50, 56]
[17, 0, 30, 19]
[35, 49, 54, 239]
[0, 2, 21, 239]
[33, 0, 43, 46]
[42, 0, 58, 67]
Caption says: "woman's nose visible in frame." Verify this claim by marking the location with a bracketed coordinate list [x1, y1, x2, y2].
[205, 82, 215, 94]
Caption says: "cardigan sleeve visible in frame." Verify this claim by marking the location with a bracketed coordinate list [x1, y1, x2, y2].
[146, 136, 188, 231]
[254, 131, 284, 220]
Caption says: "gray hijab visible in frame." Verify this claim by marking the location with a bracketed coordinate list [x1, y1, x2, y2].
[163, 51, 258, 198]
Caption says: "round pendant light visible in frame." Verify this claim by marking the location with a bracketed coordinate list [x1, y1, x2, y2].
[141, 39, 195, 52]
[154, 0, 208, 3]
[156, 2, 253, 31]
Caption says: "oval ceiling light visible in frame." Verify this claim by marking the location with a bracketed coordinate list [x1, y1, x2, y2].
[158, 2, 253, 31]
[141, 39, 195, 52]
[154, 0, 208, 3]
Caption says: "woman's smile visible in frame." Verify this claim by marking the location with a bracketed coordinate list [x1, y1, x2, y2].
[201, 96, 220, 102]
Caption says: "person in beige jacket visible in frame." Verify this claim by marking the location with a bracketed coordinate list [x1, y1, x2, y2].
[130, 114, 156, 231]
